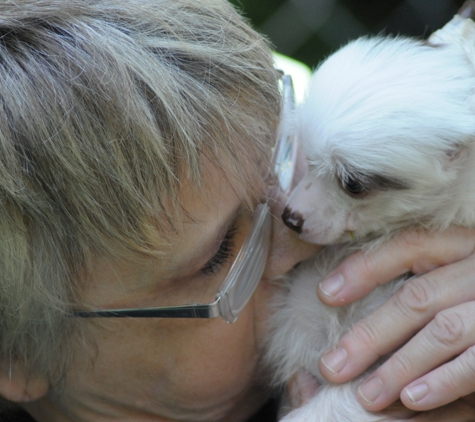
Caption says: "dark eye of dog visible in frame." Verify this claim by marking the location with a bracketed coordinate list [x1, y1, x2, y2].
[342, 178, 367, 197]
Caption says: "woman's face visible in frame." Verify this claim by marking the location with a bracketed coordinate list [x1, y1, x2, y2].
[25, 157, 320, 422]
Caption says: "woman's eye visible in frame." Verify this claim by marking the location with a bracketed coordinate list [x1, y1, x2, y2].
[201, 224, 238, 276]
[341, 177, 367, 197]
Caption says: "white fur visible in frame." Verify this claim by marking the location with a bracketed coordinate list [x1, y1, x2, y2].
[266, 34, 475, 421]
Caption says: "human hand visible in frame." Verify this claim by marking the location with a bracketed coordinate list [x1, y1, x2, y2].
[391, 394, 475, 421]
[370, 396, 475, 421]
[315, 227, 475, 412]
[285, 371, 475, 421]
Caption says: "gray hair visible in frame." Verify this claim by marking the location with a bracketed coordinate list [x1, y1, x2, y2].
[0, 0, 280, 394]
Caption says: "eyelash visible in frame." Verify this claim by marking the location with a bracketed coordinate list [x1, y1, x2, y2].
[201, 224, 238, 276]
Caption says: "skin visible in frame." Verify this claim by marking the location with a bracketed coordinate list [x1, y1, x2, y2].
[317, 228, 475, 414]
[2, 150, 475, 420]
[11, 158, 319, 422]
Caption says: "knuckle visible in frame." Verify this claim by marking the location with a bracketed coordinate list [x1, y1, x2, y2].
[350, 320, 380, 350]
[429, 310, 466, 348]
[351, 251, 379, 286]
[399, 229, 427, 248]
[458, 345, 475, 378]
[437, 365, 459, 392]
[395, 277, 432, 315]
[434, 352, 475, 395]
[389, 353, 414, 378]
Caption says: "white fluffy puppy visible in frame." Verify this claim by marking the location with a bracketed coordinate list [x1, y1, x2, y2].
[266, 17, 475, 422]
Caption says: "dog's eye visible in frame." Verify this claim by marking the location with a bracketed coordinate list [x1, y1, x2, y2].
[341, 178, 367, 197]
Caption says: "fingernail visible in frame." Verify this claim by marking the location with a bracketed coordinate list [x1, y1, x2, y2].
[319, 273, 344, 298]
[321, 347, 347, 374]
[358, 377, 383, 405]
[405, 383, 429, 404]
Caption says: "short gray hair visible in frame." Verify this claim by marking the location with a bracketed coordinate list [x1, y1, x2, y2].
[0, 0, 280, 392]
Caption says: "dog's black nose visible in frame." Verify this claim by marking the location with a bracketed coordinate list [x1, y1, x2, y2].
[282, 206, 304, 233]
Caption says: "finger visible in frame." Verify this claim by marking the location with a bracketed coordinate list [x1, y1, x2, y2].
[317, 228, 475, 306]
[319, 255, 475, 384]
[401, 345, 475, 410]
[399, 399, 475, 421]
[354, 301, 475, 411]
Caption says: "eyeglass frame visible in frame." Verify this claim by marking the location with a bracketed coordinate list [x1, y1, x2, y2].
[72, 73, 297, 323]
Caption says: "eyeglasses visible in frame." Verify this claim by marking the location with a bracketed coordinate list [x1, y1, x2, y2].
[72, 74, 297, 323]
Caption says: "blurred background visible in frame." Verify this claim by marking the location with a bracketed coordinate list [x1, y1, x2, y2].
[229, 0, 466, 68]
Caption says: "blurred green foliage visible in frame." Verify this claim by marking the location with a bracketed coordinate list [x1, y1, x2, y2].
[229, 0, 465, 68]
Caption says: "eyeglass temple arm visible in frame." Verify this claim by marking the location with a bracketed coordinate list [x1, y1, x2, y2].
[71, 299, 222, 318]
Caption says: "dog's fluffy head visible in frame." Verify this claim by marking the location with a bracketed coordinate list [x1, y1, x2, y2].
[285, 36, 475, 244]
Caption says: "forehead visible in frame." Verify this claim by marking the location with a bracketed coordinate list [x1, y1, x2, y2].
[175, 152, 266, 226]
[81, 157, 262, 306]
[143, 148, 268, 248]
[159, 174, 242, 285]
